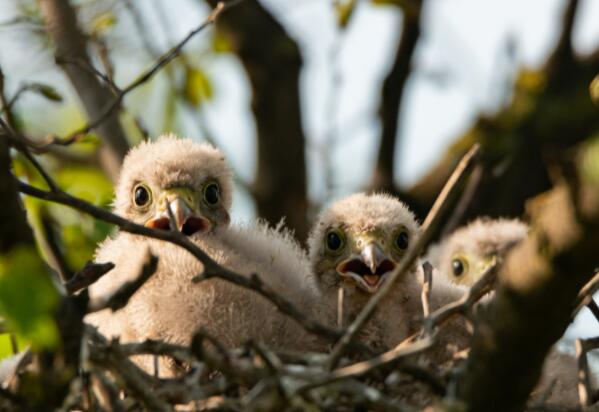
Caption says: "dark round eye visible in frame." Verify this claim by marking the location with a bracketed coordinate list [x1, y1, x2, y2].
[326, 230, 343, 252]
[134, 184, 151, 207]
[452, 259, 465, 277]
[203, 183, 220, 205]
[395, 231, 409, 250]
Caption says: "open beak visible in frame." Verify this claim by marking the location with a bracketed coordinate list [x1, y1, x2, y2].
[145, 189, 211, 236]
[336, 242, 397, 293]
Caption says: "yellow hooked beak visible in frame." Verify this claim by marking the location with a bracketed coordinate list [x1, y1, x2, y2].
[336, 240, 397, 293]
[145, 188, 211, 236]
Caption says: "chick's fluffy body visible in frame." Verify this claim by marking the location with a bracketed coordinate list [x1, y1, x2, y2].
[308, 193, 464, 350]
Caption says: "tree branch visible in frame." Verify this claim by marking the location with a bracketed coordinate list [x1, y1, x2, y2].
[206, 0, 309, 239]
[371, 1, 422, 192]
[39, 0, 130, 180]
[456, 183, 599, 412]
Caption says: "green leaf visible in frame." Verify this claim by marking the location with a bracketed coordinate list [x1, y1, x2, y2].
[29, 83, 63, 102]
[590, 74, 599, 106]
[211, 30, 233, 53]
[55, 167, 113, 205]
[335, 0, 357, 28]
[183, 68, 213, 106]
[92, 11, 116, 34]
[0, 247, 59, 349]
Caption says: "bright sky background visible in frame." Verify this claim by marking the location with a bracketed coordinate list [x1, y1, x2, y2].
[1, 0, 599, 352]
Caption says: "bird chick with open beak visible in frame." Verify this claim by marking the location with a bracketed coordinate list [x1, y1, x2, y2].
[86, 134, 232, 347]
[87, 135, 319, 377]
[308, 193, 425, 350]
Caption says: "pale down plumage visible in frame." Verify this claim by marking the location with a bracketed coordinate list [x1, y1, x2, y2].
[86, 135, 318, 375]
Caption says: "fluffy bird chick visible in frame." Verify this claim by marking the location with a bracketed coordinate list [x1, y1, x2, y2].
[307, 193, 426, 350]
[428, 218, 528, 287]
[87, 135, 318, 375]
[429, 219, 583, 407]
[87, 134, 232, 342]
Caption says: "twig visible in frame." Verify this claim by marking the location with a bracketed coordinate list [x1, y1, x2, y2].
[90, 370, 127, 412]
[55, 56, 121, 95]
[40, 1, 233, 149]
[87, 330, 170, 412]
[587, 300, 599, 325]
[87, 253, 158, 313]
[574, 271, 599, 317]
[327, 143, 480, 369]
[0, 118, 60, 192]
[337, 286, 344, 328]
[64, 261, 115, 295]
[119, 339, 195, 365]
[576, 338, 593, 407]
[421, 261, 433, 318]
[9, 334, 18, 354]
[324, 335, 433, 387]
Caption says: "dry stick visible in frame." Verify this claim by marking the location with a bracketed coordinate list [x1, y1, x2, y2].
[421, 261, 433, 318]
[0, 118, 60, 192]
[337, 286, 344, 328]
[574, 272, 599, 327]
[16, 180, 339, 342]
[327, 143, 480, 369]
[118, 340, 194, 365]
[576, 338, 592, 407]
[9, 334, 18, 354]
[88, 333, 170, 412]
[87, 253, 158, 313]
[64, 261, 115, 294]
[40, 1, 234, 149]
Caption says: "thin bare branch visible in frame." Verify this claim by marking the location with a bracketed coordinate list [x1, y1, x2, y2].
[64, 261, 115, 295]
[421, 261, 433, 318]
[87, 253, 158, 313]
[39, 1, 233, 150]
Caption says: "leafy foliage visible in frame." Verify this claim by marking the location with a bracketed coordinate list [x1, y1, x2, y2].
[0, 247, 59, 350]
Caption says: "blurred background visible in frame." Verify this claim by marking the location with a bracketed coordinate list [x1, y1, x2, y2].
[1, 0, 599, 358]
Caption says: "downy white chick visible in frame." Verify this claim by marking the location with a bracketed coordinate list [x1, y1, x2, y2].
[427, 218, 528, 287]
[428, 218, 580, 407]
[307, 193, 465, 351]
[87, 135, 318, 375]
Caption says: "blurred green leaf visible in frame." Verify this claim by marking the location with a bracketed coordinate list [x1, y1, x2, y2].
[371, 0, 404, 7]
[55, 167, 113, 205]
[335, 0, 357, 28]
[211, 30, 233, 53]
[92, 11, 116, 34]
[29, 83, 63, 102]
[183, 67, 213, 106]
[0, 247, 59, 349]
[590, 74, 599, 106]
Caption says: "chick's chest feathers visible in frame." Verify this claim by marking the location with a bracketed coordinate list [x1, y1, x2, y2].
[87, 222, 320, 353]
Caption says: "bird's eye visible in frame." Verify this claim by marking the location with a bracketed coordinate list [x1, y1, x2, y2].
[133, 184, 151, 207]
[394, 231, 409, 250]
[451, 258, 467, 277]
[203, 182, 220, 205]
[325, 229, 345, 253]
